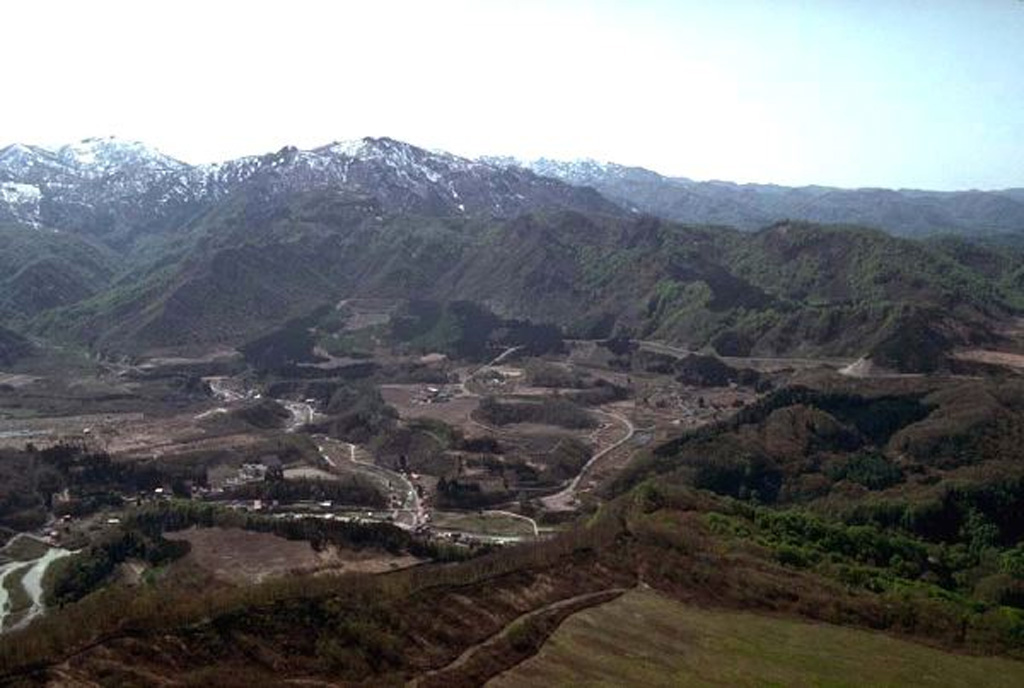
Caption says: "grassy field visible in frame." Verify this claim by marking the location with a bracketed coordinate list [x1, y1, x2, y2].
[488, 590, 1024, 688]
[431, 511, 536, 538]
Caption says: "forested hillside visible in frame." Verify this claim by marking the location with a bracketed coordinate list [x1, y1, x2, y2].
[27, 188, 1021, 372]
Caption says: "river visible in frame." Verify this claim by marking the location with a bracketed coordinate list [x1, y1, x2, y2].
[0, 535, 73, 634]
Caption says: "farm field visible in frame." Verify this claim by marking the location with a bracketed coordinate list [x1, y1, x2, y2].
[489, 590, 1024, 688]
[165, 527, 421, 584]
[380, 383, 481, 427]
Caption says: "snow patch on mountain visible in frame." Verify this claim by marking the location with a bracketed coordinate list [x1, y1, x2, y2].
[0, 182, 42, 226]
[0, 182, 41, 204]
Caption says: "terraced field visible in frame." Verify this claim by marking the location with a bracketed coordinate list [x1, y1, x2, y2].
[489, 590, 1024, 688]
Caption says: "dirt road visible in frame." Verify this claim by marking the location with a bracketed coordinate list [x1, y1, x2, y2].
[409, 587, 629, 687]
[482, 510, 540, 538]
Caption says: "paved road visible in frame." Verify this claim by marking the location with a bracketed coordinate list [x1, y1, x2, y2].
[316, 436, 425, 530]
[638, 340, 854, 370]
[541, 410, 635, 512]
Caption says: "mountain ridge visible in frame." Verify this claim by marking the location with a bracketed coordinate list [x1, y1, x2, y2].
[513, 156, 1024, 237]
[2, 135, 1023, 372]
[32, 190, 1021, 372]
[0, 136, 622, 248]
[5, 135, 1024, 245]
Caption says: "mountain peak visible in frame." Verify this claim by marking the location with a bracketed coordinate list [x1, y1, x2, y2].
[319, 136, 459, 164]
[0, 143, 60, 177]
[54, 136, 185, 174]
[0, 142, 38, 157]
[319, 137, 374, 158]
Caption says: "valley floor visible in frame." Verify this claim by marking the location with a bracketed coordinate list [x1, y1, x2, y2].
[489, 590, 1024, 688]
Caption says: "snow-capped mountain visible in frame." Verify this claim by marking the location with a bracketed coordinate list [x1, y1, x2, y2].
[55, 137, 187, 175]
[0, 137, 199, 236]
[0, 136, 620, 245]
[7, 135, 1021, 243]
[498, 156, 667, 187]
[0, 136, 185, 177]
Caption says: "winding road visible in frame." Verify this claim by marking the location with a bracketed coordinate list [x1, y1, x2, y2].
[482, 510, 540, 538]
[638, 339, 854, 371]
[541, 410, 635, 511]
[315, 436, 425, 530]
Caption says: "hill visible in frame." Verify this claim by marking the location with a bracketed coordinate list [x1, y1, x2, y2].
[35, 191, 1021, 372]
[0, 325, 31, 366]
[0, 224, 116, 324]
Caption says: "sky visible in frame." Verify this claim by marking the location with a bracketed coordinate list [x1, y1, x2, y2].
[1, 0, 1022, 190]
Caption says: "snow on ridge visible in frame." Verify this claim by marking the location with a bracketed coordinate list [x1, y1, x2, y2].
[322, 138, 372, 158]
[0, 143, 65, 176]
[0, 135, 597, 225]
[477, 155, 614, 180]
[310, 137, 483, 183]
[0, 143, 38, 158]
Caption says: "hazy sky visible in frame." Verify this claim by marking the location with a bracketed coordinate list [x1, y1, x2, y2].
[2, 0, 1022, 190]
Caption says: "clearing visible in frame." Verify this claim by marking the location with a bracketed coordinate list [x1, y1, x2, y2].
[380, 384, 480, 427]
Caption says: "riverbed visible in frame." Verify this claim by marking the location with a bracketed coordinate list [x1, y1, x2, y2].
[0, 535, 72, 633]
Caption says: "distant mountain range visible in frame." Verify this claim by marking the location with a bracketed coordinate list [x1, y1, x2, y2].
[499, 157, 1024, 238]
[1, 135, 1023, 370]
